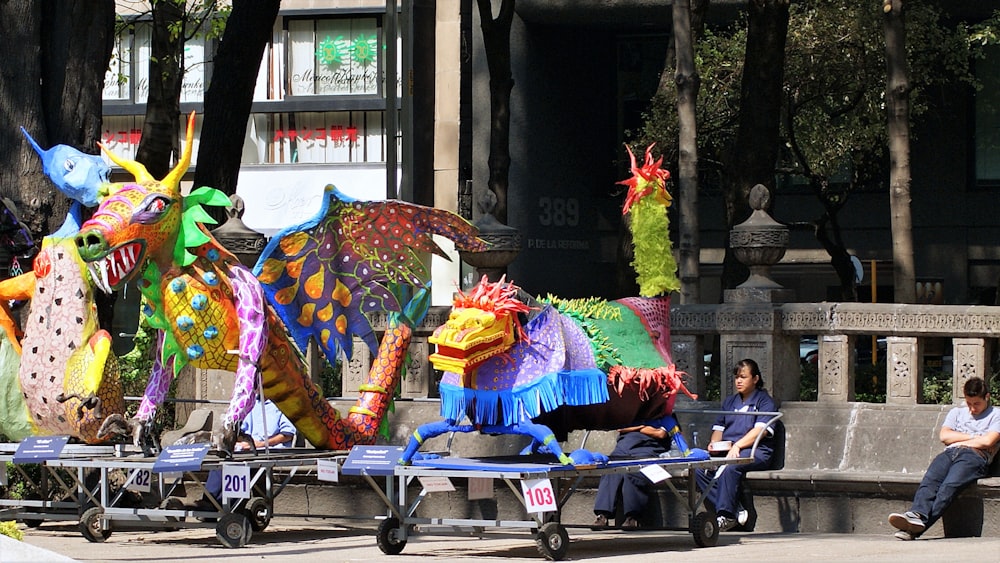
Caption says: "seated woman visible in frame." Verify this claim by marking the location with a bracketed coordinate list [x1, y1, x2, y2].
[697, 358, 777, 532]
[592, 414, 678, 530]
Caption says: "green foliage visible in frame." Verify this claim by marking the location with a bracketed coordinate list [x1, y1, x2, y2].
[636, 2, 1000, 194]
[0, 520, 22, 541]
[319, 357, 342, 399]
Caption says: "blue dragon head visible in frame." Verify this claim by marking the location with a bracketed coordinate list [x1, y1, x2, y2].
[21, 128, 110, 208]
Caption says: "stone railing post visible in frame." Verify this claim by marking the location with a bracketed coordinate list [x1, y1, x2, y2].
[817, 334, 855, 402]
[671, 334, 705, 398]
[886, 336, 922, 404]
[952, 337, 988, 402]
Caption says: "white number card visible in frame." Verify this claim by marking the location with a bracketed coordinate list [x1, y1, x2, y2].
[521, 478, 557, 514]
[317, 458, 339, 482]
[126, 468, 152, 493]
[222, 464, 251, 500]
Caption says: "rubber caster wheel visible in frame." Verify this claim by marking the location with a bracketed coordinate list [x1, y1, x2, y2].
[535, 522, 569, 561]
[22, 518, 43, 529]
[244, 497, 272, 532]
[79, 506, 112, 543]
[216, 512, 253, 548]
[691, 510, 720, 547]
[376, 517, 407, 555]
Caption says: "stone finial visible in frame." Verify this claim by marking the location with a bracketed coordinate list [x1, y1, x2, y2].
[730, 184, 789, 289]
[458, 185, 522, 283]
[211, 194, 266, 267]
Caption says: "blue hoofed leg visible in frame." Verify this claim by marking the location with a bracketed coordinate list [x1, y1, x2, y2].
[519, 439, 543, 456]
[399, 419, 474, 464]
[480, 421, 573, 465]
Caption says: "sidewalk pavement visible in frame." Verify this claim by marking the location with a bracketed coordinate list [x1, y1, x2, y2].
[8, 518, 1000, 563]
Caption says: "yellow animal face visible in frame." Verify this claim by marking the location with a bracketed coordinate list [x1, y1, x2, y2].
[428, 307, 516, 376]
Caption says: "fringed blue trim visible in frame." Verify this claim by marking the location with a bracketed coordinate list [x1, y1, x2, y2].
[438, 383, 474, 422]
[559, 368, 609, 405]
[439, 368, 610, 426]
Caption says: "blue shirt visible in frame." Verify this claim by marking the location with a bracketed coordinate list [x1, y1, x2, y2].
[241, 399, 296, 448]
[713, 388, 777, 456]
[944, 404, 1000, 463]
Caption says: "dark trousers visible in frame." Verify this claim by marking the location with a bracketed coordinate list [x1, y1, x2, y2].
[911, 447, 988, 530]
[594, 432, 667, 518]
[696, 447, 771, 518]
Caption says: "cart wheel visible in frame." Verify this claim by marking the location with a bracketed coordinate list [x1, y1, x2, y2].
[535, 522, 570, 561]
[244, 497, 272, 532]
[691, 510, 719, 548]
[22, 518, 43, 529]
[79, 506, 112, 543]
[376, 517, 407, 555]
[216, 512, 253, 548]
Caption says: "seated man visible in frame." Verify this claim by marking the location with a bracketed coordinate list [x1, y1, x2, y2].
[889, 376, 1000, 540]
[592, 414, 680, 530]
[203, 397, 296, 503]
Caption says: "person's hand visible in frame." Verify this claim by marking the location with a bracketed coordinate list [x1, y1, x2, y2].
[234, 440, 252, 452]
[726, 445, 742, 459]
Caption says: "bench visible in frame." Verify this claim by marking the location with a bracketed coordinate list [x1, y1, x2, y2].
[735, 401, 1000, 536]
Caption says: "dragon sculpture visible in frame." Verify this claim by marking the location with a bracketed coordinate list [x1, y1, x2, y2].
[0, 133, 124, 444]
[74, 113, 487, 453]
[400, 144, 696, 465]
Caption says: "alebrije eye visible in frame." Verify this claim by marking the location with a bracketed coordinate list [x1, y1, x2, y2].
[203, 326, 218, 340]
[206, 248, 220, 261]
[176, 316, 194, 331]
[203, 272, 219, 286]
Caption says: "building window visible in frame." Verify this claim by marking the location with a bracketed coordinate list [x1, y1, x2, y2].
[286, 16, 381, 97]
[976, 44, 1000, 186]
[245, 111, 387, 164]
[103, 22, 209, 104]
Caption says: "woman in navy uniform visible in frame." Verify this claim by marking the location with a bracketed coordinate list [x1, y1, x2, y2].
[697, 358, 776, 532]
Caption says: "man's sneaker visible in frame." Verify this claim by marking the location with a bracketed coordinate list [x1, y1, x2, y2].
[894, 530, 915, 541]
[717, 514, 737, 532]
[888, 511, 926, 534]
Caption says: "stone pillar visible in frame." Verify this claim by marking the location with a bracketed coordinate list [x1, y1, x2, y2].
[720, 185, 798, 404]
[952, 337, 988, 402]
[718, 313, 799, 403]
[343, 336, 373, 397]
[400, 336, 431, 398]
[817, 334, 855, 402]
[886, 336, 922, 404]
[671, 334, 705, 398]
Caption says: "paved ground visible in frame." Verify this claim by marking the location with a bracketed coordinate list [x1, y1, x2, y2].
[8, 518, 1000, 563]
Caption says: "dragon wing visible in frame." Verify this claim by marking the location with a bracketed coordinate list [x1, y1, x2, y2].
[254, 185, 487, 362]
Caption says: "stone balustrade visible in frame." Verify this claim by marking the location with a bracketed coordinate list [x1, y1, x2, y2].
[343, 301, 1000, 406]
[670, 301, 1000, 405]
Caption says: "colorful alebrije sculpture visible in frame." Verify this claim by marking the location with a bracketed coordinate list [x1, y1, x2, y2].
[619, 143, 680, 298]
[0, 132, 124, 444]
[399, 144, 690, 465]
[75, 113, 487, 453]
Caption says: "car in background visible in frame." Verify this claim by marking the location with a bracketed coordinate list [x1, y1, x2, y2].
[800, 337, 818, 366]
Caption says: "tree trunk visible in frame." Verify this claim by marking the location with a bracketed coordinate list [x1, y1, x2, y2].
[883, 0, 916, 303]
[721, 0, 790, 291]
[477, 0, 514, 225]
[674, 0, 701, 305]
[0, 0, 112, 239]
[0, 1, 51, 239]
[136, 0, 185, 178]
[193, 0, 280, 201]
